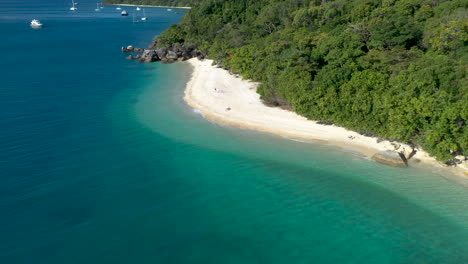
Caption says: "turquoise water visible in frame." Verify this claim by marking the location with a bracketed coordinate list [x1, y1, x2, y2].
[1, 1, 468, 263]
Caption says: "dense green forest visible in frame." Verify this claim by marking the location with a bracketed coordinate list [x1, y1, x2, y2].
[132, 0, 467, 162]
[104, 0, 198, 7]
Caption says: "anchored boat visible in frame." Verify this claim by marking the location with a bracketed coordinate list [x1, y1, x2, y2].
[30, 19, 43, 28]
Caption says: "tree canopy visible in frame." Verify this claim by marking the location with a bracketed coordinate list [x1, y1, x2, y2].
[123, 0, 468, 162]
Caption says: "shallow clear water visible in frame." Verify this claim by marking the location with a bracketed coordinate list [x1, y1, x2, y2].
[1, 1, 468, 263]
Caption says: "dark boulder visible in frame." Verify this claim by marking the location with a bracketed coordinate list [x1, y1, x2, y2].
[166, 50, 178, 60]
[190, 50, 199, 58]
[182, 51, 191, 60]
[138, 50, 159, 62]
[145, 51, 158, 62]
[156, 47, 168, 58]
[172, 44, 183, 53]
[160, 57, 175, 63]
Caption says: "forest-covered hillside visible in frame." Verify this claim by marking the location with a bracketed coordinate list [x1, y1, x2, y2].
[133, 0, 467, 162]
[103, 0, 198, 7]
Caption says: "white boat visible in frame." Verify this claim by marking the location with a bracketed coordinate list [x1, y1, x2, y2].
[30, 19, 43, 28]
[167, 8, 172, 11]
[141, 9, 147, 21]
[116, 5, 122, 10]
[136, 7, 141, 11]
[70, 0, 77, 10]
[95, 3, 100, 11]
[121, 10, 128, 16]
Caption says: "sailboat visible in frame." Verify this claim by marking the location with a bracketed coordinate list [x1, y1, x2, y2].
[30, 19, 43, 28]
[95, 3, 100, 11]
[116, 5, 122, 10]
[70, 0, 77, 10]
[141, 9, 147, 21]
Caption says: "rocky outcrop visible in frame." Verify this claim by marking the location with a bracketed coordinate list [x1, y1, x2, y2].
[122, 42, 205, 63]
[122, 45, 144, 53]
[148, 40, 157, 50]
[166, 50, 178, 60]
[141, 50, 158, 63]
[372, 151, 408, 167]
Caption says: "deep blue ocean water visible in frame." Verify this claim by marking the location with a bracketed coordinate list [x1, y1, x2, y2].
[1, 1, 468, 263]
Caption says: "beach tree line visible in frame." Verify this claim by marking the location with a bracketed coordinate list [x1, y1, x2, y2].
[135, 0, 467, 162]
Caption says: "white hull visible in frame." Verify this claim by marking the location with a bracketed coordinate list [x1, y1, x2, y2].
[70, 0, 77, 10]
[31, 20, 43, 28]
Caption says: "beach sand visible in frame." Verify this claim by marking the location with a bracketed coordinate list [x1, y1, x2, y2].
[184, 58, 467, 177]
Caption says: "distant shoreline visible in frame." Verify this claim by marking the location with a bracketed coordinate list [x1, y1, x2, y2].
[104, 3, 191, 9]
[183, 58, 468, 179]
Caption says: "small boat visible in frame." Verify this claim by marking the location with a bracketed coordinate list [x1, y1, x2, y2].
[167, 8, 172, 11]
[70, 0, 77, 10]
[121, 10, 128, 16]
[141, 9, 147, 21]
[95, 3, 100, 11]
[116, 5, 122, 10]
[30, 19, 43, 28]
[136, 7, 141, 11]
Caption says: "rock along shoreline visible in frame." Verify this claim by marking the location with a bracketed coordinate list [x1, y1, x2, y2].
[122, 41, 205, 63]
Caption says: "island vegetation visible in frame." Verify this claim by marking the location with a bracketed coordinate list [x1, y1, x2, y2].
[113, 0, 468, 163]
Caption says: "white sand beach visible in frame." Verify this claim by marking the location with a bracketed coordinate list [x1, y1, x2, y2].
[184, 58, 467, 177]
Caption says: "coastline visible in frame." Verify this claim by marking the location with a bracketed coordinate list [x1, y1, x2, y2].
[183, 58, 468, 178]
[104, 4, 191, 9]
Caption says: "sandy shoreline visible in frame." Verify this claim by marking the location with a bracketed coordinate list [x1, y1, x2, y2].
[184, 58, 467, 178]
[104, 4, 191, 9]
